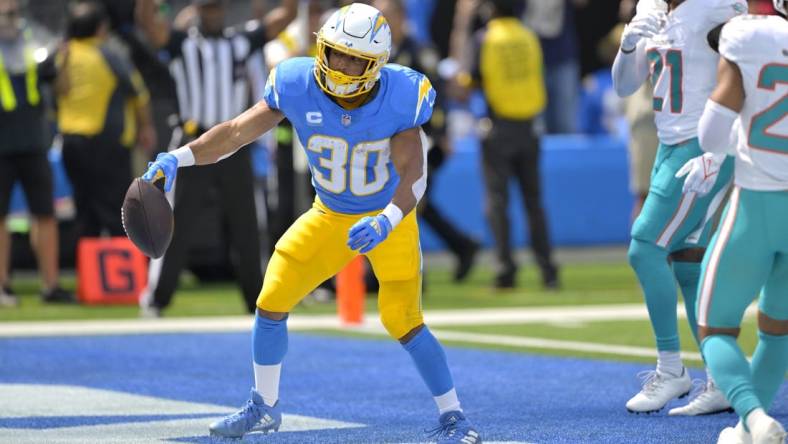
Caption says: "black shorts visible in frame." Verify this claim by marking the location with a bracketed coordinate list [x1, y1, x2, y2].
[0, 151, 54, 217]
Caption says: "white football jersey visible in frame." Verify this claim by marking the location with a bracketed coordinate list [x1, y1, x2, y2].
[643, 0, 747, 144]
[720, 15, 788, 191]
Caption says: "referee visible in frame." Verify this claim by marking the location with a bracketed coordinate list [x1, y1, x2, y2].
[460, 0, 559, 290]
[135, 0, 296, 316]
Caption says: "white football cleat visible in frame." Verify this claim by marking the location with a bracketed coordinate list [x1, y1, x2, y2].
[717, 422, 752, 444]
[626, 368, 692, 413]
[750, 415, 786, 444]
[669, 380, 734, 416]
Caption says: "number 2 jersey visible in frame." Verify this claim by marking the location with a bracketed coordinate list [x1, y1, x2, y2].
[642, 0, 747, 144]
[720, 15, 788, 191]
[263, 57, 435, 214]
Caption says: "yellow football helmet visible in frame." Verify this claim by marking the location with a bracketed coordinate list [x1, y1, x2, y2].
[314, 3, 391, 98]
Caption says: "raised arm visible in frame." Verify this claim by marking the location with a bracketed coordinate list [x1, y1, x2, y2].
[135, 0, 171, 49]
[141, 100, 284, 191]
[347, 126, 427, 254]
[612, 8, 664, 97]
[611, 41, 650, 97]
[262, 0, 298, 42]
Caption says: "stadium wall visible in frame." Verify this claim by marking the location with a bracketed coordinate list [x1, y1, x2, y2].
[419, 134, 633, 250]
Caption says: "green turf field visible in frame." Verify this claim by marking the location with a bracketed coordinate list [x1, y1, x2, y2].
[0, 255, 760, 365]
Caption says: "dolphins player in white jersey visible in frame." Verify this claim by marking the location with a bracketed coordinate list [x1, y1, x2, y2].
[684, 2, 788, 442]
[612, 0, 747, 415]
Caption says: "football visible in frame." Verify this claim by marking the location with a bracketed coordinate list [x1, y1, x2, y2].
[121, 178, 174, 259]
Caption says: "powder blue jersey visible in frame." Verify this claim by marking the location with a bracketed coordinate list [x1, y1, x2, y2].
[263, 57, 435, 214]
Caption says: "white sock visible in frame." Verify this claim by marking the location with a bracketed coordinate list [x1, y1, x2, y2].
[705, 367, 717, 388]
[745, 408, 767, 433]
[434, 388, 462, 415]
[657, 351, 683, 376]
[253, 362, 281, 407]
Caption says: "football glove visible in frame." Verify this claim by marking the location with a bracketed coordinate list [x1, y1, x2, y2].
[621, 10, 665, 52]
[675, 152, 727, 197]
[142, 152, 178, 192]
[347, 214, 392, 254]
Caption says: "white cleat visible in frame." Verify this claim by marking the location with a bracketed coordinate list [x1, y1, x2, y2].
[669, 380, 734, 416]
[626, 368, 692, 413]
[750, 416, 786, 444]
[718, 422, 752, 444]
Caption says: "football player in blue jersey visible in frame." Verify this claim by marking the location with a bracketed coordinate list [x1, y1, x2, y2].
[141, 3, 480, 443]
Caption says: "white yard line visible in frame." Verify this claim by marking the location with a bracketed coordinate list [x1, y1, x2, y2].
[431, 330, 704, 361]
[0, 303, 755, 360]
[337, 325, 704, 361]
[0, 384, 364, 443]
[0, 303, 757, 337]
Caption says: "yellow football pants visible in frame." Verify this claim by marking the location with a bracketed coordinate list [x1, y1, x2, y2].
[256, 198, 423, 340]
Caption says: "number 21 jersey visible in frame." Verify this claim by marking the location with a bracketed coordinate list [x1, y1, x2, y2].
[643, 0, 746, 145]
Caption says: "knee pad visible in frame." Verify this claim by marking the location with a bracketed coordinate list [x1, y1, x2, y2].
[628, 238, 667, 271]
[379, 305, 423, 340]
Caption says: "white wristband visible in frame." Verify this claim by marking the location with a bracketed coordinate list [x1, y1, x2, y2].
[171, 146, 195, 167]
[699, 100, 739, 155]
[381, 203, 403, 229]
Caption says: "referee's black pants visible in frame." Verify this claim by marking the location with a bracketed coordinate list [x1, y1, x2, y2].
[481, 117, 557, 284]
[419, 144, 476, 256]
[151, 147, 262, 312]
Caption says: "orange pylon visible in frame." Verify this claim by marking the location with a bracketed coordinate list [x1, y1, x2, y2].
[336, 256, 366, 325]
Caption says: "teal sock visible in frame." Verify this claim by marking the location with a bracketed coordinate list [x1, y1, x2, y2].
[629, 239, 680, 351]
[702, 335, 762, 418]
[672, 261, 701, 344]
[751, 331, 788, 410]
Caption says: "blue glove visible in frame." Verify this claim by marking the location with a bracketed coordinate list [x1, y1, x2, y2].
[141, 152, 178, 192]
[347, 214, 392, 254]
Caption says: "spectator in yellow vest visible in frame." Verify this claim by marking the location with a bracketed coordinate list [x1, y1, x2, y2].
[56, 1, 155, 241]
[457, 0, 559, 290]
[0, 0, 74, 306]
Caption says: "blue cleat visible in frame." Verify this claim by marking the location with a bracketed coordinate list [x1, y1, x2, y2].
[208, 388, 282, 438]
[427, 410, 481, 444]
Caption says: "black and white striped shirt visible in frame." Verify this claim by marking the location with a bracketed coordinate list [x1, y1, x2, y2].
[160, 22, 270, 131]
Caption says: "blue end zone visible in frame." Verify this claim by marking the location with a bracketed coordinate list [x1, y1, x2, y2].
[0, 333, 785, 443]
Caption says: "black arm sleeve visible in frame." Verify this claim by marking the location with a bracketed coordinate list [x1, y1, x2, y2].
[241, 21, 269, 53]
[37, 53, 57, 83]
[469, 29, 485, 84]
[101, 47, 137, 96]
[707, 23, 724, 53]
[164, 30, 188, 59]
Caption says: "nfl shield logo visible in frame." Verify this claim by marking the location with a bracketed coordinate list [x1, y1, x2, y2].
[341, 114, 352, 127]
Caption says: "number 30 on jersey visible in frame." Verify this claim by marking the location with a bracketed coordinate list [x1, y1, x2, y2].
[306, 135, 390, 196]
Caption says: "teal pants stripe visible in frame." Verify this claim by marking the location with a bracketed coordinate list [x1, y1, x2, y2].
[629, 138, 731, 352]
[698, 187, 788, 421]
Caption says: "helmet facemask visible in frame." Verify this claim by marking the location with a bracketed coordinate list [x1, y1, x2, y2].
[314, 31, 388, 98]
[312, 3, 392, 99]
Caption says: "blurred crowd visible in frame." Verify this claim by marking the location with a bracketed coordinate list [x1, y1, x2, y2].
[0, 0, 778, 311]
